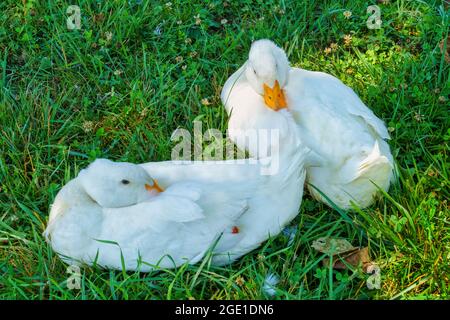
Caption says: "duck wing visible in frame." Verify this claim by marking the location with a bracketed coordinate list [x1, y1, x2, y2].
[287, 68, 390, 140]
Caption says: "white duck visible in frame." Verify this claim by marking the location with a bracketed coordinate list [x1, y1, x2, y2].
[45, 158, 246, 271]
[45, 117, 307, 270]
[221, 39, 394, 209]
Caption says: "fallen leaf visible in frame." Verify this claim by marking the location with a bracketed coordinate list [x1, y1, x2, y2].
[312, 237, 376, 273]
[312, 237, 357, 254]
[322, 247, 373, 272]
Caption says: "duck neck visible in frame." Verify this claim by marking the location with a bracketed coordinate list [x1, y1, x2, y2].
[278, 110, 305, 163]
[258, 112, 306, 177]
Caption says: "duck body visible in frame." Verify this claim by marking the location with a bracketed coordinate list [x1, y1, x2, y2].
[221, 40, 394, 209]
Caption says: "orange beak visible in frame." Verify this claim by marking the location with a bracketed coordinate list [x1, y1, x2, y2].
[263, 80, 287, 111]
[145, 179, 164, 193]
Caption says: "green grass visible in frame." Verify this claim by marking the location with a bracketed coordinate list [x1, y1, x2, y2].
[0, 0, 449, 300]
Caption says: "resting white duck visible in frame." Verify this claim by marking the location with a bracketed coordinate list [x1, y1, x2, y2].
[221, 39, 394, 209]
[44, 159, 246, 270]
[45, 116, 307, 270]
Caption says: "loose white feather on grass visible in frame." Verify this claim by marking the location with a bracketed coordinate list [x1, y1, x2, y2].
[262, 272, 280, 297]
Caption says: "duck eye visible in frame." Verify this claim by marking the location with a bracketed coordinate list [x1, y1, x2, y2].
[121, 179, 130, 185]
[253, 69, 257, 75]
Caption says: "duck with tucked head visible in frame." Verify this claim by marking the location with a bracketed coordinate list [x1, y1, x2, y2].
[222, 39, 394, 209]
[45, 159, 249, 270]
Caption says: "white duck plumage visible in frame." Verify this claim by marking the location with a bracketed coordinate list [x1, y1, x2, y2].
[221, 39, 394, 209]
[45, 111, 307, 270]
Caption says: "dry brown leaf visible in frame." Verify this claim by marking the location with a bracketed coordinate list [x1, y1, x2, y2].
[322, 247, 373, 272]
[312, 237, 356, 254]
[312, 237, 376, 273]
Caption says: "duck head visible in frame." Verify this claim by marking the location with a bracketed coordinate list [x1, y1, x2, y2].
[78, 158, 163, 208]
[245, 39, 290, 111]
